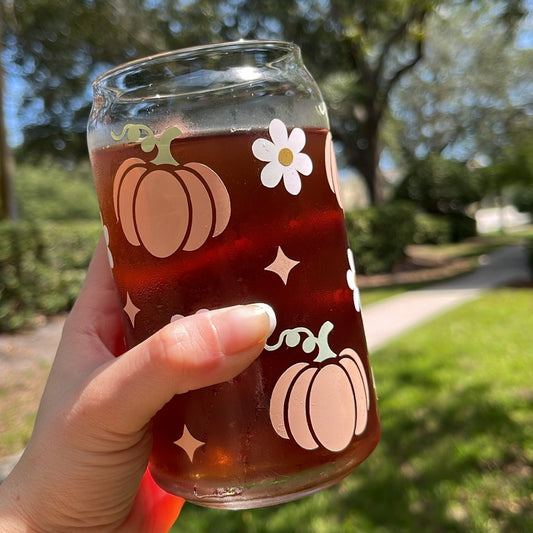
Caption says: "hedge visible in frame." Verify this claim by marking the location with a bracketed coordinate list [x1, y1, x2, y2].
[3, 203, 415, 330]
[0, 220, 101, 332]
[413, 213, 452, 245]
[448, 213, 477, 242]
[345, 202, 416, 275]
[15, 160, 100, 222]
[413, 212, 477, 245]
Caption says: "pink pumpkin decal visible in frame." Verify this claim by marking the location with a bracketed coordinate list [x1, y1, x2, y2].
[111, 124, 231, 258]
[267, 322, 370, 453]
[325, 131, 343, 209]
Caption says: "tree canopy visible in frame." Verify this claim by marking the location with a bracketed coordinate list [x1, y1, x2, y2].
[390, 1, 533, 165]
[0, 0, 529, 215]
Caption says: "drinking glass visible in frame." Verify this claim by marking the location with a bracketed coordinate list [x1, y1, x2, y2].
[87, 40, 380, 509]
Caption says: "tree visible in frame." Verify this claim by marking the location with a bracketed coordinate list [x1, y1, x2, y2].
[5, 0, 171, 159]
[315, 0, 433, 204]
[185, 0, 437, 204]
[395, 153, 483, 214]
[206, 0, 526, 203]
[484, 130, 533, 215]
[3, 0, 528, 205]
[390, 0, 532, 167]
[0, 3, 17, 220]
[4, 0, 263, 160]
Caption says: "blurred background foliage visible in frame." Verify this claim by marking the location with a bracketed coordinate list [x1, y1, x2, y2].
[0, 0, 532, 329]
[1, 0, 532, 204]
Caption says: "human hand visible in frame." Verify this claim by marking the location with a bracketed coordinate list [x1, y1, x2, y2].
[0, 236, 275, 532]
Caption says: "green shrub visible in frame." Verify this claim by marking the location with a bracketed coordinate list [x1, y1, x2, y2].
[15, 160, 100, 222]
[394, 154, 480, 244]
[0, 221, 46, 331]
[413, 212, 477, 244]
[0, 220, 101, 332]
[38, 221, 102, 314]
[512, 185, 533, 215]
[413, 213, 452, 244]
[345, 202, 416, 275]
[395, 154, 483, 215]
[0, 159, 103, 331]
[42, 221, 102, 271]
[450, 212, 477, 241]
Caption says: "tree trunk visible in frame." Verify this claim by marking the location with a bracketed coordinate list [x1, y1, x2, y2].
[342, 103, 386, 205]
[359, 121, 385, 205]
[0, 35, 18, 221]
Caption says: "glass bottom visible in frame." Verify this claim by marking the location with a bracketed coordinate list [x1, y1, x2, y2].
[150, 459, 363, 510]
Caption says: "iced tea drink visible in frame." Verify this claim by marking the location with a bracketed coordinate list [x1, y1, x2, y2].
[88, 41, 380, 509]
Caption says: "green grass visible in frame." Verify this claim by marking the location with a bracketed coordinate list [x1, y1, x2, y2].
[0, 364, 49, 456]
[361, 286, 411, 306]
[172, 288, 533, 532]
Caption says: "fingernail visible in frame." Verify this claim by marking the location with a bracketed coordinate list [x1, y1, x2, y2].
[250, 303, 277, 337]
[211, 303, 277, 356]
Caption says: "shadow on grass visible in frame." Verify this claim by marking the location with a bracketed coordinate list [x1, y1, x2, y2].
[175, 347, 532, 533]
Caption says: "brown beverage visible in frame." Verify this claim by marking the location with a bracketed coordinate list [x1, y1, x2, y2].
[91, 124, 380, 508]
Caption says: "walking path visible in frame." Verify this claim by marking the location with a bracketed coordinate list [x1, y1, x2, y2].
[363, 244, 531, 351]
[0, 244, 530, 482]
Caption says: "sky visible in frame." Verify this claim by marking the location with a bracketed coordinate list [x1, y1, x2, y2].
[517, 0, 533, 48]
[3, 42, 27, 147]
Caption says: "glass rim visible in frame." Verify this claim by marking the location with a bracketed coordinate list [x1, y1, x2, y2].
[92, 40, 299, 89]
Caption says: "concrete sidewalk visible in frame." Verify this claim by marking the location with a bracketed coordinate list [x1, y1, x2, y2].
[362, 244, 531, 352]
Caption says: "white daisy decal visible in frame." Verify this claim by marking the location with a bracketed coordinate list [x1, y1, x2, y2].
[252, 118, 313, 195]
[346, 248, 361, 312]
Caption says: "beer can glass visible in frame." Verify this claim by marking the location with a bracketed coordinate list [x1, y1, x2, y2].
[87, 40, 380, 509]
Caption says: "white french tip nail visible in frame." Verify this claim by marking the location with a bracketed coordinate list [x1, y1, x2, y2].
[252, 303, 277, 337]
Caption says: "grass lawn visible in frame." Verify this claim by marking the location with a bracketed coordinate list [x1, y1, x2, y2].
[361, 286, 418, 306]
[172, 288, 533, 532]
[0, 361, 50, 457]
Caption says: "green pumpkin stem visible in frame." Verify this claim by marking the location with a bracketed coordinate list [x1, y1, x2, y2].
[264, 321, 338, 363]
[111, 123, 182, 165]
[312, 321, 338, 362]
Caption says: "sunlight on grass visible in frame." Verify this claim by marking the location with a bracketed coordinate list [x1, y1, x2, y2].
[173, 289, 533, 533]
[0, 365, 50, 456]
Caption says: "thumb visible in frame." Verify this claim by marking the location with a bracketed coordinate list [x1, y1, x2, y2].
[79, 303, 276, 435]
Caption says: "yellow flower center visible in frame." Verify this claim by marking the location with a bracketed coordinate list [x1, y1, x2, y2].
[278, 148, 294, 167]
